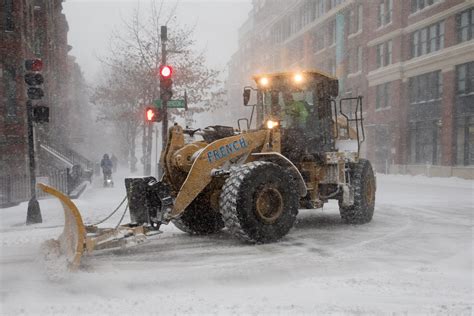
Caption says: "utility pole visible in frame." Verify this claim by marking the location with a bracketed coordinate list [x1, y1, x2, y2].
[161, 25, 168, 150]
[144, 28, 169, 175]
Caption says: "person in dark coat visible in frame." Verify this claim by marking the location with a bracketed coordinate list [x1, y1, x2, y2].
[100, 154, 113, 180]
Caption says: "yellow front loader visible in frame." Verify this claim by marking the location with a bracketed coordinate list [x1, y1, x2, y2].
[41, 70, 376, 270]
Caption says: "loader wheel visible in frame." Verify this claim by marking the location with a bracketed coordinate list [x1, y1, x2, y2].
[339, 159, 376, 224]
[220, 161, 299, 243]
[172, 194, 224, 235]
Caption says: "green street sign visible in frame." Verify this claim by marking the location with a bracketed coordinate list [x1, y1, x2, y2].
[154, 99, 186, 109]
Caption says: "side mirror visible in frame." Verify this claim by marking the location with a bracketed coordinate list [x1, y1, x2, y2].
[243, 88, 251, 106]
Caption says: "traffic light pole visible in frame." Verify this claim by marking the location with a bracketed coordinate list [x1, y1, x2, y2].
[145, 122, 153, 175]
[26, 100, 42, 224]
[161, 25, 168, 150]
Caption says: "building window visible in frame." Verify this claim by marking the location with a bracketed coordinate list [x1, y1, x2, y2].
[411, 21, 444, 58]
[301, 1, 314, 27]
[411, 0, 440, 13]
[349, 4, 363, 34]
[314, 0, 326, 19]
[349, 46, 362, 74]
[455, 62, 474, 165]
[376, 44, 383, 68]
[429, 22, 444, 52]
[375, 82, 390, 109]
[456, 62, 474, 95]
[348, 7, 355, 34]
[375, 126, 392, 170]
[409, 121, 441, 164]
[457, 8, 474, 43]
[409, 71, 443, 104]
[329, 0, 344, 10]
[272, 18, 291, 44]
[386, 40, 392, 66]
[455, 116, 474, 166]
[4, 0, 14, 31]
[357, 46, 362, 72]
[378, 0, 392, 27]
[3, 66, 17, 118]
[420, 28, 428, 55]
[376, 40, 392, 68]
[290, 11, 300, 35]
[328, 20, 336, 46]
[34, 29, 43, 56]
[357, 4, 363, 31]
[314, 31, 325, 52]
[408, 71, 443, 165]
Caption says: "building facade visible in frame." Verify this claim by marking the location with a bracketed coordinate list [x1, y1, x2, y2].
[227, 0, 473, 174]
[0, 0, 87, 176]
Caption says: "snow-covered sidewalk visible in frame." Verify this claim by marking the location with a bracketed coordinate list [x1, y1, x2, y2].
[0, 172, 472, 315]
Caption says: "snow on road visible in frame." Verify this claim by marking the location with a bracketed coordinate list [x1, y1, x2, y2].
[0, 172, 472, 315]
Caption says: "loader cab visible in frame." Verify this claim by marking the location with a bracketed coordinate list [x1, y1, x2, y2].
[247, 71, 341, 161]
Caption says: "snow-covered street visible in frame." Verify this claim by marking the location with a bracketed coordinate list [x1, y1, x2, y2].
[0, 172, 472, 315]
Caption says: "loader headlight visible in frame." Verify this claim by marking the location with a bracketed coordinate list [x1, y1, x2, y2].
[293, 73, 303, 83]
[259, 77, 269, 86]
[266, 120, 278, 129]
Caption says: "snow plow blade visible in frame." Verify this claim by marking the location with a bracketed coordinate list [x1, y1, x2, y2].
[38, 183, 86, 271]
[38, 183, 160, 272]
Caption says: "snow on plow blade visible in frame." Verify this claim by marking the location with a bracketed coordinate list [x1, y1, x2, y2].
[38, 183, 158, 272]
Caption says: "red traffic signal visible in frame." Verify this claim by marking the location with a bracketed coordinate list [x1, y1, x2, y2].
[25, 59, 43, 72]
[159, 65, 172, 79]
[145, 107, 162, 122]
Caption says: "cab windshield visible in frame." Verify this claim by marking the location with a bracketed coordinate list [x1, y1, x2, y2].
[262, 89, 314, 129]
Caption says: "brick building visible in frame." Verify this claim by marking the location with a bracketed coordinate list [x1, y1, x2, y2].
[0, 0, 87, 176]
[227, 0, 473, 176]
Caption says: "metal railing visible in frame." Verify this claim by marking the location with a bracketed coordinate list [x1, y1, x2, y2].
[40, 141, 94, 171]
[0, 169, 69, 208]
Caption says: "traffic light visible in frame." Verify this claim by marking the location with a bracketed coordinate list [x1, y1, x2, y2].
[33, 106, 49, 123]
[24, 58, 48, 123]
[25, 59, 43, 71]
[159, 65, 173, 102]
[145, 107, 162, 123]
[160, 65, 172, 78]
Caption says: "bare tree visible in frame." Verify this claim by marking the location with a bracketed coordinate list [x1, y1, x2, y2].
[92, 1, 223, 172]
[92, 65, 145, 172]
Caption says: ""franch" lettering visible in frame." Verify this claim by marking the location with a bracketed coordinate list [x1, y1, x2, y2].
[207, 138, 248, 163]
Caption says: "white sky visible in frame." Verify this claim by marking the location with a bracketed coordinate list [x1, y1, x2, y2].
[63, 0, 252, 82]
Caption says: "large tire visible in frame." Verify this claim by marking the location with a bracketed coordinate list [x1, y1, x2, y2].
[220, 161, 299, 243]
[339, 159, 376, 224]
[172, 194, 224, 235]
